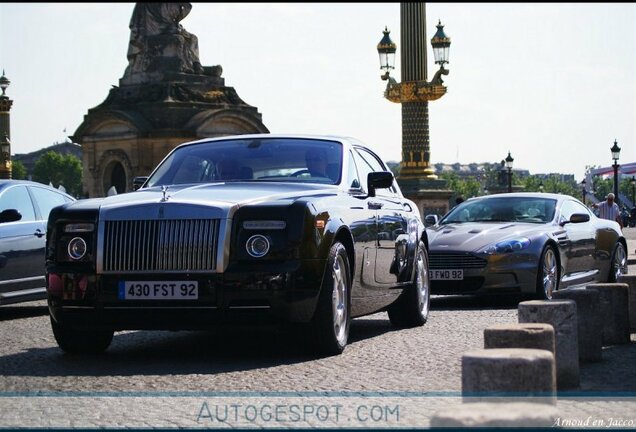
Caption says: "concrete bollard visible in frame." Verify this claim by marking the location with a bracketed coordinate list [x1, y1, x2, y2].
[617, 274, 636, 333]
[430, 402, 560, 427]
[484, 323, 555, 355]
[586, 283, 630, 345]
[552, 288, 602, 362]
[518, 299, 579, 390]
[462, 348, 556, 405]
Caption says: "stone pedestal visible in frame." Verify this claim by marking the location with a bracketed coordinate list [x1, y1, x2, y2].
[552, 288, 602, 362]
[398, 178, 453, 218]
[617, 274, 636, 333]
[430, 402, 560, 427]
[518, 300, 579, 390]
[484, 323, 555, 356]
[462, 348, 556, 404]
[586, 283, 630, 345]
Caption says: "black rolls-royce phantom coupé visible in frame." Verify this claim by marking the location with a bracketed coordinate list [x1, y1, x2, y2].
[46, 134, 430, 355]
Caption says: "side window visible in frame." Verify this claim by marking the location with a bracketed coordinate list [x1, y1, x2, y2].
[355, 147, 396, 197]
[0, 186, 36, 222]
[559, 200, 578, 224]
[346, 150, 361, 190]
[29, 186, 70, 221]
[351, 150, 373, 192]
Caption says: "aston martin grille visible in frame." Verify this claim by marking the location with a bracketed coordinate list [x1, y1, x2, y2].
[429, 252, 488, 269]
[103, 219, 219, 272]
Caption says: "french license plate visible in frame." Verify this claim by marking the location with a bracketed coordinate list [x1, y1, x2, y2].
[430, 269, 464, 280]
[118, 281, 198, 300]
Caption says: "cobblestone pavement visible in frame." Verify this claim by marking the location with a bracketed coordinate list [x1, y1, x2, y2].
[0, 296, 634, 428]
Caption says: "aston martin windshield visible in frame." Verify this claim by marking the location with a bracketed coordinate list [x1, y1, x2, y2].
[146, 138, 343, 187]
[441, 196, 558, 224]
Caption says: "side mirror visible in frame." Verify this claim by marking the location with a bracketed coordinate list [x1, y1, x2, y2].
[569, 213, 590, 224]
[133, 176, 148, 191]
[367, 171, 394, 197]
[424, 214, 439, 227]
[560, 212, 590, 226]
[0, 209, 22, 223]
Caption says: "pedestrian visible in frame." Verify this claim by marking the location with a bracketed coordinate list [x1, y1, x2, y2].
[592, 193, 623, 228]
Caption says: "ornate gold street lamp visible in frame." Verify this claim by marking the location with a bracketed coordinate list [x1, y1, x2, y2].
[377, 15, 451, 180]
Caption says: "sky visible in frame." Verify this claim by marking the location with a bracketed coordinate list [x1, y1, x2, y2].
[0, 3, 634, 182]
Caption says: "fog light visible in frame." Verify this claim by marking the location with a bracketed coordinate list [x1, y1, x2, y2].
[68, 237, 87, 260]
[246, 235, 270, 258]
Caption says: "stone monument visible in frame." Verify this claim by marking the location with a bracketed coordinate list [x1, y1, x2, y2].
[73, 3, 269, 197]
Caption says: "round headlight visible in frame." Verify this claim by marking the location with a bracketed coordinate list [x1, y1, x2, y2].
[68, 237, 87, 260]
[246, 234, 270, 258]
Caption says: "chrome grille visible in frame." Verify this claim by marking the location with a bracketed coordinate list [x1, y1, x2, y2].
[103, 219, 219, 272]
[429, 252, 488, 269]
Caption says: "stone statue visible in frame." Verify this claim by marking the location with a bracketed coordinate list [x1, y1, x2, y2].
[123, 2, 204, 82]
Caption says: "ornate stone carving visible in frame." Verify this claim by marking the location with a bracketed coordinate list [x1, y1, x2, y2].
[121, 2, 220, 85]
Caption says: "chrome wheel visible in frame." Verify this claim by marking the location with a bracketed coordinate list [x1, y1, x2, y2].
[610, 243, 627, 282]
[331, 254, 348, 346]
[541, 247, 558, 299]
[415, 249, 430, 319]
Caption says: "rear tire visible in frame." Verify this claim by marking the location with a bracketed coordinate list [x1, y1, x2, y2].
[51, 316, 113, 354]
[388, 241, 430, 327]
[536, 245, 558, 300]
[310, 242, 351, 356]
[608, 242, 627, 282]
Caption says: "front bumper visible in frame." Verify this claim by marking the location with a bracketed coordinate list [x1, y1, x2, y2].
[47, 259, 326, 331]
[430, 252, 538, 295]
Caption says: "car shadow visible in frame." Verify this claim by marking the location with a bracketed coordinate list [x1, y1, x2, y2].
[431, 294, 525, 311]
[0, 316, 395, 378]
[0, 304, 49, 321]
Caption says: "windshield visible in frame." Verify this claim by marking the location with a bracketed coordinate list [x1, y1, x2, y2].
[440, 196, 557, 225]
[145, 138, 343, 187]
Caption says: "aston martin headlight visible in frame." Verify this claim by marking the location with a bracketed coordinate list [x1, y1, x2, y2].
[482, 237, 531, 255]
[246, 234, 270, 258]
[67, 237, 88, 260]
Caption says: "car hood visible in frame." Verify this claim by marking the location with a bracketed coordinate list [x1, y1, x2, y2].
[70, 182, 338, 220]
[427, 222, 552, 253]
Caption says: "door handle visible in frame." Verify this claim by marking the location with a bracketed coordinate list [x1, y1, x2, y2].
[368, 202, 384, 210]
[34, 229, 45, 238]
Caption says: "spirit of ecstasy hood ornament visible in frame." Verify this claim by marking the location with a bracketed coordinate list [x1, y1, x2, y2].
[160, 185, 169, 202]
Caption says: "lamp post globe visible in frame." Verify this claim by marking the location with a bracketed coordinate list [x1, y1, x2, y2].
[377, 27, 397, 80]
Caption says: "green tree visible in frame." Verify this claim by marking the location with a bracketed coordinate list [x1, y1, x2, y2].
[32, 151, 83, 197]
[11, 160, 27, 180]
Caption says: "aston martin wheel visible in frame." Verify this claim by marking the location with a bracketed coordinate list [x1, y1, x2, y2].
[608, 242, 627, 282]
[311, 242, 351, 356]
[388, 241, 430, 327]
[51, 317, 114, 354]
[536, 245, 558, 300]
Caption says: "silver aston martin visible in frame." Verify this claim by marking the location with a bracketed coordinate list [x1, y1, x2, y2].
[427, 193, 628, 299]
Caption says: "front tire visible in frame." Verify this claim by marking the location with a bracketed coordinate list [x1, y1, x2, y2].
[388, 241, 430, 327]
[310, 242, 351, 356]
[536, 245, 558, 299]
[51, 317, 114, 354]
[608, 242, 627, 282]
